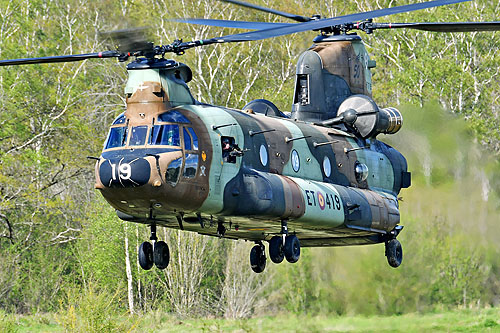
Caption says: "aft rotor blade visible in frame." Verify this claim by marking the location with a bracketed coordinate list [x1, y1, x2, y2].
[221, 0, 311, 22]
[0, 51, 121, 66]
[372, 21, 500, 32]
[172, 18, 292, 30]
[219, 0, 472, 42]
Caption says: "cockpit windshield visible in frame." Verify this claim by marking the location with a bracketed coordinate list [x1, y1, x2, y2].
[103, 110, 196, 150]
[105, 127, 128, 149]
[149, 124, 180, 146]
[130, 126, 148, 146]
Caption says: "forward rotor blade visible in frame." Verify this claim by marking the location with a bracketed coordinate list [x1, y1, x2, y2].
[100, 28, 154, 54]
[372, 21, 500, 32]
[172, 18, 292, 30]
[218, 0, 472, 42]
[0, 51, 121, 66]
[221, 0, 311, 22]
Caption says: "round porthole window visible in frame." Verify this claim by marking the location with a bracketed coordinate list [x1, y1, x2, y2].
[291, 150, 300, 172]
[259, 145, 268, 166]
[323, 156, 331, 177]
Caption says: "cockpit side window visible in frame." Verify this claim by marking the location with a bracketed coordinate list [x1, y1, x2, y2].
[183, 154, 198, 178]
[166, 157, 183, 185]
[187, 127, 198, 150]
[129, 126, 148, 146]
[149, 124, 180, 146]
[105, 126, 128, 149]
[183, 127, 192, 150]
[158, 110, 190, 123]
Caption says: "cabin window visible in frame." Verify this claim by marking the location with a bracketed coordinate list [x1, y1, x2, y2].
[129, 126, 148, 146]
[291, 149, 300, 172]
[183, 154, 198, 178]
[105, 126, 128, 149]
[166, 157, 183, 185]
[323, 156, 331, 178]
[149, 124, 180, 146]
[158, 110, 190, 123]
[221, 136, 239, 164]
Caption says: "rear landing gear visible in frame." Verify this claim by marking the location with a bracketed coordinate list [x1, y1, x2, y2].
[252, 220, 301, 272]
[384, 226, 404, 268]
[284, 235, 300, 263]
[269, 236, 284, 264]
[385, 238, 403, 268]
[138, 224, 170, 270]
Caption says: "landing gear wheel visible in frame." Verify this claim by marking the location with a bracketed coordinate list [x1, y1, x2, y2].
[385, 238, 403, 268]
[250, 244, 266, 273]
[284, 235, 300, 263]
[138, 241, 154, 270]
[153, 241, 170, 270]
[269, 236, 285, 264]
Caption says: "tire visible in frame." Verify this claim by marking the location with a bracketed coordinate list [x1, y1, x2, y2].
[138, 241, 154, 270]
[250, 245, 266, 273]
[386, 238, 403, 268]
[269, 236, 284, 264]
[153, 241, 170, 270]
[284, 235, 300, 263]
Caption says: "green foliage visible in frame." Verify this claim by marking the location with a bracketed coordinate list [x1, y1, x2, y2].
[1, 0, 500, 319]
[16, 308, 500, 332]
[57, 282, 138, 333]
[0, 309, 18, 333]
[76, 203, 127, 292]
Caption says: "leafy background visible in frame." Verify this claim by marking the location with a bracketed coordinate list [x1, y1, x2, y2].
[0, 0, 499, 322]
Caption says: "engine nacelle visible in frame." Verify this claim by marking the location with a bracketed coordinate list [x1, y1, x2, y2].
[379, 107, 403, 135]
[336, 95, 403, 138]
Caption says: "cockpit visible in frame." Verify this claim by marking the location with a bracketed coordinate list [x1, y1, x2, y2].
[103, 110, 199, 186]
[104, 110, 198, 150]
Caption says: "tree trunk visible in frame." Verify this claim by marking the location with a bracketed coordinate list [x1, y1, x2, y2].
[124, 223, 135, 314]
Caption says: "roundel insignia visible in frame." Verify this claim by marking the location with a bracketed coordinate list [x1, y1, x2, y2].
[317, 191, 325, 210]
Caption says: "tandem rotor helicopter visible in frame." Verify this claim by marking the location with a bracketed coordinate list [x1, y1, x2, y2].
[1, 0, 499, 273]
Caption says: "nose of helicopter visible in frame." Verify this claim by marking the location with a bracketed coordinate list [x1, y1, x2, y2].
[96, 148, 183, 189]
[98, 156, 151, 188]
[95, 149, 185, 215]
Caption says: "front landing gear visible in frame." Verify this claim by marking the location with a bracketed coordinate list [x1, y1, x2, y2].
[153, 241, 170, 269]
[138, 241, 154, 270]
[138, 224, 170, 270]
[250, 242, 266, 273]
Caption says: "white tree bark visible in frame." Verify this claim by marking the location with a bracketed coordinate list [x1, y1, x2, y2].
[124, 223, 135, 314]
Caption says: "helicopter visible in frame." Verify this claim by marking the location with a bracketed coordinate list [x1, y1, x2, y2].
[1, 0, 499, 274]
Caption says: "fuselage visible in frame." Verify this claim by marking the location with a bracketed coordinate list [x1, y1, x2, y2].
[95, 50, 410, 247]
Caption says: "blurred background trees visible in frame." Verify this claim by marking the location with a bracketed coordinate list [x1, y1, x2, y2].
[0, 0, 499, 317]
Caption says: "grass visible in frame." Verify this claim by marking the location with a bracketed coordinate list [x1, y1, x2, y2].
[3, 308, 500, 332]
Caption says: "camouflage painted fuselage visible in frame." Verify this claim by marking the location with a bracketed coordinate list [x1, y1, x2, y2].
[95, 43, 409, 247]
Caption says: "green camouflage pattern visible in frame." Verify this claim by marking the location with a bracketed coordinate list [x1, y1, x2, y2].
[96, 43, 409, 248]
